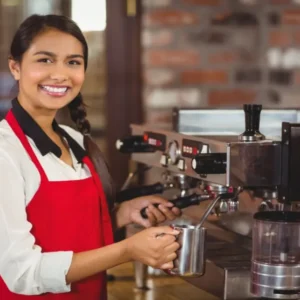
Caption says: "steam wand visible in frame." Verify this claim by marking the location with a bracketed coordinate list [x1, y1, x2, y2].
[195, 187, 243, 229]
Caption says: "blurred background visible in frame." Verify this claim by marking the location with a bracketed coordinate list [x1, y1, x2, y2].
[1, 0, 300, 189]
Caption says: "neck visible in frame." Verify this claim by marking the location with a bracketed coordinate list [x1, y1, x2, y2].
[17, 95, 57, 136]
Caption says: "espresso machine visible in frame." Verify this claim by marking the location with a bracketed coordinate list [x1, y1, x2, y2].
[116, 104, 300, 299]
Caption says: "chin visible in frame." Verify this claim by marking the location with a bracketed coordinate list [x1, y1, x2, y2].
[40, 99, 71, 111]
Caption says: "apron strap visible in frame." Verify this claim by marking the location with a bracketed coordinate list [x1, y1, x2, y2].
[83, 157, 114, 245]
[6, 110, 48, 182]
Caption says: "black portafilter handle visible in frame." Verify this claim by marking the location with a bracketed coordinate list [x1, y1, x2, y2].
[116, 182, 165, 203]
[239, 104, 265, 141]
[116, 135, 156, 153]
[140, 193, 211, 219]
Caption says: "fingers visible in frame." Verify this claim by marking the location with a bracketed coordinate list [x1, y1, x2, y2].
[158, 252, 178, 270]
[148, 204, 167, 223]
[148, 203, 181, 224]
[160, 261, 174, 270]
[164, 241, 180, 253]
[171, 206, 182, 217]
[146, 208, 157, 227]
[158, 204, 175, 220]
[150, 225, 180, 236]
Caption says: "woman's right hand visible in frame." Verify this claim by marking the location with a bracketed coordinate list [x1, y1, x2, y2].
[124, 226, 180, 269]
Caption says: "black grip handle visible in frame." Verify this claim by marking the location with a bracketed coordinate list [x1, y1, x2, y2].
[244, 104, 262, 133]
[116, 182, 164, 203]
[140, 193, 210, 219]
[239, 104, 265, 141]
[116, 135, 156, 153]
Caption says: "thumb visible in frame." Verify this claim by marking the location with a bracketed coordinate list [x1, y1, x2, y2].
[151, 226, 180, 237]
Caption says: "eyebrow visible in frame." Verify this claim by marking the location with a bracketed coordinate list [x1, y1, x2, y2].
[33, 51, 84, 59]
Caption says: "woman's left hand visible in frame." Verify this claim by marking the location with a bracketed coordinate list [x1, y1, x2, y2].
[120, 195, 182, 228]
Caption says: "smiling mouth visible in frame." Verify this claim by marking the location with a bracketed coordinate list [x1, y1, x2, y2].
[39, 85, 69, 96]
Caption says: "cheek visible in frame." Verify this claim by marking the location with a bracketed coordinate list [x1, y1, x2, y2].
[73, 72, 85, 88]
[21, 65, 48, 84]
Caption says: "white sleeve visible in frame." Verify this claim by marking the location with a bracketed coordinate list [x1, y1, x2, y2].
[0, 152, 73, 295]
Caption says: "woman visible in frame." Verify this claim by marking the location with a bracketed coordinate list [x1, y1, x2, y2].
[0, 14, 181, 299]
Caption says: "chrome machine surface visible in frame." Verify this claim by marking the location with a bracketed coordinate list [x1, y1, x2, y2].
[116, 105, 300, 300]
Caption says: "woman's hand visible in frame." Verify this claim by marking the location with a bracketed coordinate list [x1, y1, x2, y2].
[116, 195, 182, 228]
[123, 226, 180, 269]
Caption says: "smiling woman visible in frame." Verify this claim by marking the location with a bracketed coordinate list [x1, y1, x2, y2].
[9, 26, 86, 114]
[0, 14, 181, 300]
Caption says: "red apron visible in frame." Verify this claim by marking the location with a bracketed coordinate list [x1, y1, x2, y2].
[0, 110, 114, 300]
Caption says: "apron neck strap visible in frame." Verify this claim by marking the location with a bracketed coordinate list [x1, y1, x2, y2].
[6, 110, 48, 182]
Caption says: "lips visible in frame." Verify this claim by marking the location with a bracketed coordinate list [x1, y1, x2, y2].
[39, 85, 70, 97]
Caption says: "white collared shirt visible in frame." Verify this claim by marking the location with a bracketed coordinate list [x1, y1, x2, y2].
[0, 119, 91, 295]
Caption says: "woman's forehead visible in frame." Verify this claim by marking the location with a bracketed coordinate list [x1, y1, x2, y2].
[26, 29, 84, 56]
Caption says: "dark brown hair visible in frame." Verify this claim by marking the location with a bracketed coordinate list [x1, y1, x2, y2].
[9, 14, 115, 210]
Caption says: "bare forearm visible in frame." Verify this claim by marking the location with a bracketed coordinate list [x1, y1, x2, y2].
[113, 203, 132, 229]
[66, 240, 130, 283]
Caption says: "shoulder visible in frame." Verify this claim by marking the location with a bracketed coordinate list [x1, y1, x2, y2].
[58, 124, 85, 149]
[0, 119, 25, 169]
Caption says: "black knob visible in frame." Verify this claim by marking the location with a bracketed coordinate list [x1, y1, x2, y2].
[239, 104, 265, 141]
[116, 135, 156, 153]
[191, 153, 226, 175]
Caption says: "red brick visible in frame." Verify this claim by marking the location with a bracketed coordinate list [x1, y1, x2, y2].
[145, 88, 202, 108]
[182, 0, 221, 5]
[208, 51, 240, 64]
[146, 110, 173, 129]
[142, 30, 174, 47]
[144, 69, 177, 86]
[283, 10, 300, 24]
[269, 30, 292, 47]
[293, 31, 300, 45]
[293, 71, 300, 85]
[144, 10, 199, 26]
[208, 89, 256, 106]
[145, 50, 200, 67]
[181, 70, 228, 84]
[270, 0, 290, 4]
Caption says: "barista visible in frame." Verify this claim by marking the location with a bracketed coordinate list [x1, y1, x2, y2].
[0, 14, 181, 299]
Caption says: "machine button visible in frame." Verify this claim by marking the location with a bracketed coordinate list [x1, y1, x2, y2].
[160, 154, 169, 167]
[167, 140, 180, 165]
[177, 158, 186, 171]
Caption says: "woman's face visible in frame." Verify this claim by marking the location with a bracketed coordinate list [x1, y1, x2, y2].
[9, 28, 85, 112]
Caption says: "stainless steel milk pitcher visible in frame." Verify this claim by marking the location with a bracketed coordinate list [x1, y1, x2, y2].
[166, 224, 206, 277]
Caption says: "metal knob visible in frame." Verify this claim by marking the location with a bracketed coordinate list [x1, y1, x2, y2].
[191, 153, 226, 175]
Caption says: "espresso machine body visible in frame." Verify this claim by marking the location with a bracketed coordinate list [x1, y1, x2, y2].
[117, 105, 300, 299]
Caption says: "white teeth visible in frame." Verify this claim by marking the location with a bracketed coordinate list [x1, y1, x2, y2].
[41, 86, 68, 93]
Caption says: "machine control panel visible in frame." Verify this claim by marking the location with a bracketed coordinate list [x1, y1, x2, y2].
[143, 131, 166, 151]
[128, 124, 229, 185]
[182, 138, 207, 158]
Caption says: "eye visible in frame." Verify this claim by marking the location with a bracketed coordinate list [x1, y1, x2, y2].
[37, 58, 52, 63]
[68, 60, 82, 66]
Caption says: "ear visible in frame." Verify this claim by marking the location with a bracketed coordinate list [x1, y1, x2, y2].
[8, 58, 21, 81]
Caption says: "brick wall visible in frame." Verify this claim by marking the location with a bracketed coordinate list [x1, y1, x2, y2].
[142, 0, 300, 128]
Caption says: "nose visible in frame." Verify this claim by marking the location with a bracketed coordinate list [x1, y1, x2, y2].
[49, 65, 69, 82]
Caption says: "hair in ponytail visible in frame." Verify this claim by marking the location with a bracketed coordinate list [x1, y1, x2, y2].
[68, 94, 115, 214]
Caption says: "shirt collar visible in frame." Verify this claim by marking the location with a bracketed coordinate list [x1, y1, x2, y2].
[11, 98, 86, 163]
